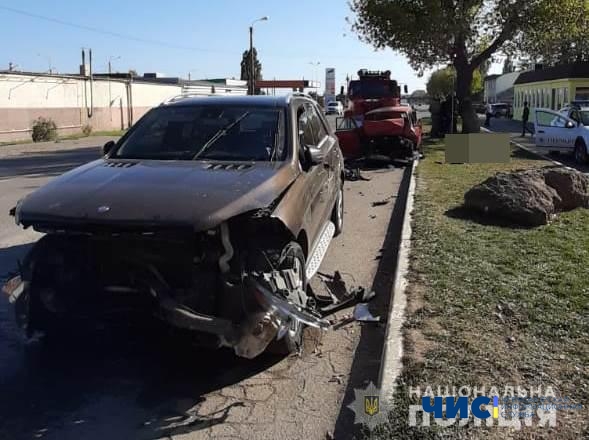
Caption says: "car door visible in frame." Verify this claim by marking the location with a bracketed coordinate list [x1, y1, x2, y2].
[296, 102, 328, 248]
[306, 102, 338, 241]
[534, 109, 571, 152]
[334, 116, 362, 159]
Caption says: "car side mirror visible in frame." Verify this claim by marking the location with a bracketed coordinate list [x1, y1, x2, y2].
[103, 140, 116, 156]
[306, 146, 324, 165]
[565, 121, 576, 129]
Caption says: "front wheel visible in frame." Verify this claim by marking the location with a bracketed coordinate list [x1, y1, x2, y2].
[574, 141, 588, 165]
[266, 242, 306, 355]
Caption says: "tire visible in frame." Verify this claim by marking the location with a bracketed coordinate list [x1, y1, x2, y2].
[331, 184, 344, 237]
[574, 140, 588, 165]
[266, 242, 306, 355]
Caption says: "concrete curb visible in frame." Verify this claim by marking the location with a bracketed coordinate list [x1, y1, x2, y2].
[377, 158, 417, 402]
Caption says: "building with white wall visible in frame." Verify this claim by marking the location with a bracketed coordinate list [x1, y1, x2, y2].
[0, 71, 247, 143]
[512, 62, 589, 120]
[483, 71, 522, 104]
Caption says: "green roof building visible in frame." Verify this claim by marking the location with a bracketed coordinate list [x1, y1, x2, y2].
[513, 62, 589, 120]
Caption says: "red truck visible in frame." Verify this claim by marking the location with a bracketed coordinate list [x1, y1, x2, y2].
[335, 69, 423, 161]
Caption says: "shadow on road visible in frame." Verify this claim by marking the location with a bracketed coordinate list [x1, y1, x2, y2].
[333, 163, 413, 439]
[0, 146, 100, 180]
[0, 318, 282, 440]
[0, 241, 282, 440]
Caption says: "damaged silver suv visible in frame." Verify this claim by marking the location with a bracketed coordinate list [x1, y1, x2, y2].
[5, 94, 344, 359]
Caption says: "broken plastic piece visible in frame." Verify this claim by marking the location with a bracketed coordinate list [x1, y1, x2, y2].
[353, 303, 380, 322]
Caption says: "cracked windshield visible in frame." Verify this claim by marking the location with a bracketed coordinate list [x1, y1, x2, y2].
[0, 1, 587, 439]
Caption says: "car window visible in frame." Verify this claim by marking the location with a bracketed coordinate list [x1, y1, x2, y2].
[298, 105, 317, 147]
[114, 105, 286, 161]
[570, 110, 580, 123]
[580, 111, 589, 125]
[306, 103, 327, 144]
[336, 117, 356, 130]
[536, 111, 568, 128]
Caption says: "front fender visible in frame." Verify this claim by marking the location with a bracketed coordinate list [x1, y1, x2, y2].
[270, 173, 309, 243]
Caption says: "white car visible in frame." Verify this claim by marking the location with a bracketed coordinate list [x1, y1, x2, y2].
[533, 106, 589, 164]
[325, 101, 344, 115]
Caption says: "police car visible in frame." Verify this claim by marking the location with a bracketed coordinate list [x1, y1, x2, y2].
[534, 101, 589, 164]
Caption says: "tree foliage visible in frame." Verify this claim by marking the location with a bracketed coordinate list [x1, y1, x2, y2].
[349, 0, 556, 132]
[426, 67, 483, 98]
[240, 47, 263, 82]
[510, 0, 589, 64]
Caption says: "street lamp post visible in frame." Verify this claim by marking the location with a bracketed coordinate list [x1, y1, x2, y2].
[308, 61, 320, 89]
[249, 16, 269, 95]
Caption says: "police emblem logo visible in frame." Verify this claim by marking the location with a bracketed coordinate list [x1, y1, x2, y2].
[347, 382, 389, 430]
[364, 396, 379, 416]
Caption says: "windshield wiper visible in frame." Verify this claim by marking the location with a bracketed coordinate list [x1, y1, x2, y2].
[192, 112, 250, 160]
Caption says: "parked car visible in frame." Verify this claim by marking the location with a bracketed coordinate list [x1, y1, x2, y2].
[474, 103, 487, 114]
[4, 94, 345, 359]
[534, 105, 589, 163]
[326, 101, 344, 115]
[490, 103, 512, 118]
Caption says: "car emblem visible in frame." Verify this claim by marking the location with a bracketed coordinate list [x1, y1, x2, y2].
[97, 205, 110, 213]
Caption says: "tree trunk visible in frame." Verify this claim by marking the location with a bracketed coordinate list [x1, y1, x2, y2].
[455, 66, 480, 133]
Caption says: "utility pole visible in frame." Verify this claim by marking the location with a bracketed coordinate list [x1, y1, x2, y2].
[248, 16, 268, 95]
[249, 25, 253, 95]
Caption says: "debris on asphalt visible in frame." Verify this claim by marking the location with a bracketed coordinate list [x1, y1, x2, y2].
[372, 195, 394, 207]
[331, 314, 355, 330]
[353, 303, 380, 322]
[344, 167, 371, 182]
[506, 336, 516, 344]
[329, 374, 344, 384]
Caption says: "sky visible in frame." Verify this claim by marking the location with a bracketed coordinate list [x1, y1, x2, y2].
[0, 1, 501, 94]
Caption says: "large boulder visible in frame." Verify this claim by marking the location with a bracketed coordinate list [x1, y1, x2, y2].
[543, 167, 589, 210]
[464, 167, 589, 226]
[465, 169, 560, 226]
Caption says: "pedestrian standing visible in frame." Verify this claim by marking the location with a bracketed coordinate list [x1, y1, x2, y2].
[522, 101, 530, 137]
[484, 102, 492, 127]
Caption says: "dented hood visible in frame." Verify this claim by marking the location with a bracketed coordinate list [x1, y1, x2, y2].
[16, 159, 298, 231]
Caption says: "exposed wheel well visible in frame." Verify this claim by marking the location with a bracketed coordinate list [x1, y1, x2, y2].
[296, 229, 309, 258]
[575, 137, 586, 148]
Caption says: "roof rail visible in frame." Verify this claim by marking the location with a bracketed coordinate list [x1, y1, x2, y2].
[286, 91, 314, 102]
[160, 93, 205, 105]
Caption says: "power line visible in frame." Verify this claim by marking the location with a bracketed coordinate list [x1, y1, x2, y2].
[0, 5, 238, 55]
[0, 5, 405, 63]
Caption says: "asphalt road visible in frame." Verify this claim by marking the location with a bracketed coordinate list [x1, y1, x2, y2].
[0, 120, 409, 440]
